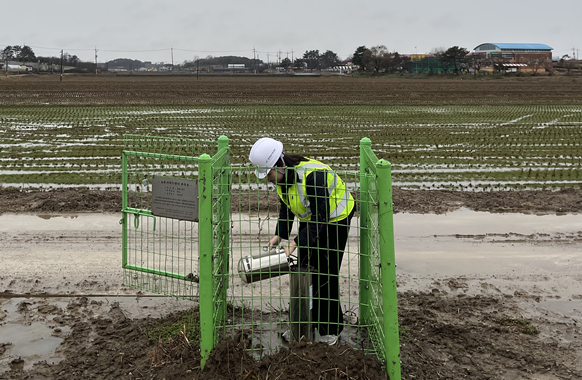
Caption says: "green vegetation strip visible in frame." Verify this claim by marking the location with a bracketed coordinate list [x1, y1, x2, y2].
[2, 105, 581, 191]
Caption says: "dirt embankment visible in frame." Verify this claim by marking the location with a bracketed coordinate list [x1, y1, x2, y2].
[1, 187, 581, 215]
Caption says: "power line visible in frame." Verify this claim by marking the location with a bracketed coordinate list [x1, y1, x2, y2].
[2, 43, 252, 55]
[174, 48, 250, 53]
[99, 48, 170, 53]
[26, 44, 95, 52]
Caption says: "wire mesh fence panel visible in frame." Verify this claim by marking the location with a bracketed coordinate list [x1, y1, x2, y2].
[121, 134, 219, 298]
[360, 142, 387, 361]
[217, 164, 389, 362]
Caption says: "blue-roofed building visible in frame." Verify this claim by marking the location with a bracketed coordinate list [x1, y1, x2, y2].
[474, 43, 552, 52]
[472, 43, 553, 73]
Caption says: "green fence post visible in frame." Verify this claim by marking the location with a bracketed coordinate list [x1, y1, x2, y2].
[359, 138, 372, 324]
[217, 135, 231, 324]
[217, 135, 228, 155]
[376, 159, 401, 380]
[198, 153, 214, 369]
[121, 152, 128, 267]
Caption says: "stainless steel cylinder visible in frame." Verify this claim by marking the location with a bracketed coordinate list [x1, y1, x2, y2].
[238, 248, 290, 284]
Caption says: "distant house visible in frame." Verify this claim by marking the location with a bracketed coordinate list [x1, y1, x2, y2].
[472, 43, 553, 73]
[1, 61, 30, 73]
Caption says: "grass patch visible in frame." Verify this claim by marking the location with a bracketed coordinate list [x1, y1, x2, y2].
[143, 306, 201, 344]
[495, 317, 539, 335]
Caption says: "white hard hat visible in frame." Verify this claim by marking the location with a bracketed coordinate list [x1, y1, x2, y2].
[249, 138, 284, 179]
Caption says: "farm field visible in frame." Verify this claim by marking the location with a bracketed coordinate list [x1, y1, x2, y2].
[1, 102, 581, 192]
[2, 74, 582, 106]
[1, 75, 582, 380]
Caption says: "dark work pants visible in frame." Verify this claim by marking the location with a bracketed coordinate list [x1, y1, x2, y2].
[298, 209, 354, 336]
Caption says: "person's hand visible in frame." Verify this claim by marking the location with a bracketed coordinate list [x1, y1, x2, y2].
[284, 240, 297, 257]
[268, 235, 281, 249]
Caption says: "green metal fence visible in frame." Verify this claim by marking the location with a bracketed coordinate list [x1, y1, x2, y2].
[121, 134, 230, 298]
[121, 136, 400, 379]
[360, 138, 400, 378]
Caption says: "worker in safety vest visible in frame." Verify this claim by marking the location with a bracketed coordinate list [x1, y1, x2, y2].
[249, 137, 355, 345]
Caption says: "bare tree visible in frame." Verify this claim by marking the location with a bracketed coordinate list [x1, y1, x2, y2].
[559, 55, 576, 75]
[542, 57, 555, 76]
[469, 54, 490, 76]
[369, 45, 390, 72]
[430, 47, 447, 55]
[492, 55, 509, 73]
[529, 59, 542, 75]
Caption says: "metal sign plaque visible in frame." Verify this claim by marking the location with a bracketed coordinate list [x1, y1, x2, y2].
[151, 176, 198, 222]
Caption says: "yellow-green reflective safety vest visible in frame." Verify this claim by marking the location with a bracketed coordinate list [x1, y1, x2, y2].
[276, 159, 354, 223]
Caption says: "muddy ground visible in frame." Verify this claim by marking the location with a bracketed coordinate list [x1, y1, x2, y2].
[1, 188, 581, 379]
[1, 187, 581, 216]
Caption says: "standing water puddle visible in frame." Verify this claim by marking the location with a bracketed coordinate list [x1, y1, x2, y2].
[0, 295, 192, 374]
[394, 208, 582, 276]
[0, 298, 70, 373]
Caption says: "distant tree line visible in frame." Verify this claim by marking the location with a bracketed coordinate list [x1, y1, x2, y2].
[3, 44, 567, 75]
[180, 50, 343, 71]
[351, 45, 410, 72]
[0, 44, 465, 74]
[104, 58, 148, 71]
[1, 45, 37, 62]
[1, 45, 97, 72]
[182, 55, 261, 69]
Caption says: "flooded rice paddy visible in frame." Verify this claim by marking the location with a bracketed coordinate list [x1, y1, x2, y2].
[1, 104, 581, 191]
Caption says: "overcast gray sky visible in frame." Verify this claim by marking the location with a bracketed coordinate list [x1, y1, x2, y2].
[3, 0, 581, 63]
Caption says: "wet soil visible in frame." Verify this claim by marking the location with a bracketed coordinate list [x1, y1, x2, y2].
[2, 187, 581, 216]
[2, 293, 580, 380]
[1, 189, 582, 379]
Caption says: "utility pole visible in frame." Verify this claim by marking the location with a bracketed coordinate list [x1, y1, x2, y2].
[171, 47, 174, 72]
[253, 47, 257, 74]
[291, 50, 294, 65]
[196, 56, 199, 80]
[94, 47, 98, 75]
[60, 49, 63, 81]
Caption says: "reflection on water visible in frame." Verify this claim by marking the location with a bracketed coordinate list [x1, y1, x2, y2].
[37, 214, 78, 220]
